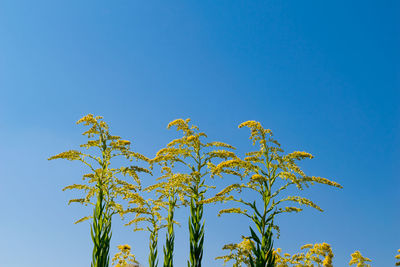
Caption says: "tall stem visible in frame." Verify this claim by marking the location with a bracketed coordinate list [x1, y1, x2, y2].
[90, 126, 112, 267]
[188, 197, 204, 267]
[149, 222, 159, 267]
[91, 189, 112, 267]
[164, 197, 176, 267]
[188, 147, 205, 267]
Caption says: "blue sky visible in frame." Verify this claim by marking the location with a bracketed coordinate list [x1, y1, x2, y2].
[0, 1, 399, 266]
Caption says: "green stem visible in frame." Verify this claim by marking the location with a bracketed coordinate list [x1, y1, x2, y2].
[188, 147, 205, 267]
[188, 198, 204, 267]
[90, 189, 112, 267]
[248, 212, 275, 267]
[164, 197, 176, 267]
[149, 224, 159, 267]
[248, 142, 275, 266]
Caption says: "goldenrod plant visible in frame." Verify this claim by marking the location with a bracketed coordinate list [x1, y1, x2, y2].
[48, 114, 150, 267]
[145, 165, 191, 267]
[112, 244, 138, 267]
[122, 190, 165, 267]
[274, 243, 334, 267]
[151, 118, 237, 267]
[349, 250, 372, 267]
[210, 121, 342, 266]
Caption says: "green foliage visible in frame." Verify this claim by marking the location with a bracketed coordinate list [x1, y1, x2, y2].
[91, 190, 112, 267]
[149, 225, 159, 267]
[248, 222, 275, 267]
[188, 198, 205, 267]
[163, 196, 177, 267]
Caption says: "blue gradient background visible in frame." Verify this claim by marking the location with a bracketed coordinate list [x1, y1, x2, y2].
[0, 1, 398, 266]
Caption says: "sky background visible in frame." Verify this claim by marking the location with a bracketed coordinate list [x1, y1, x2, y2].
[0, 0, 399, 266]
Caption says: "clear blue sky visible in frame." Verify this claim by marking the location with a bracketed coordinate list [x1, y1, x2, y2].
[0, 1, 398, 266]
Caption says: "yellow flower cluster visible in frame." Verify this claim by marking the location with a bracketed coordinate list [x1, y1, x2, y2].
[306, 243, 334, 267]
[112, 244, 138, 267]
[76, 114, 100, 125]
[238, 238, 253, 252]
[283, 196, 323, 212]
[80, 140, 100, 149]
[124, 192, 146, 206]
[279, 171, 298, 184]
[285, 151, 314, 160]
[48, 150, 82, 161]
[244, 156, 263, 163]
[212, 159, 255, 177]
[129, 152, 150, 162]
[76, 114, 108, 138]
[207, 150, 237, 160]
[216, 183, 243, 197]
[206, 141, 236, 150]
[349, 251, 372, 267]
[217, 207, 247, 217]
[238, 120, 273, 145]
[167, 118, 192, 136]
[278, 206, 302, 214]
[250, 173, 266, 183]
[200, 195, 233, 205]
[118, 244, 131, 251]
[62, 183, 91, 192]
[166, 137, 186, 148]
[216, 237, 254, 266]
[155, 147, 191, 158]
[275, 242, 333, 267]
[110, 140, 131, 149]
[302, 176, 343, 189]
[167, 173, 190, 191]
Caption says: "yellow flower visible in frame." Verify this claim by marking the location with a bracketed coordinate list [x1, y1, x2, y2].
[250, 174, 265, 183]
[285, 151, 314, 160]
[76, 114, 97, 125]
[48, 150, 82, 161]
[349, 250, 372, 266]
[117, 244, 131, 251]
[112, 244, 137, 267]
